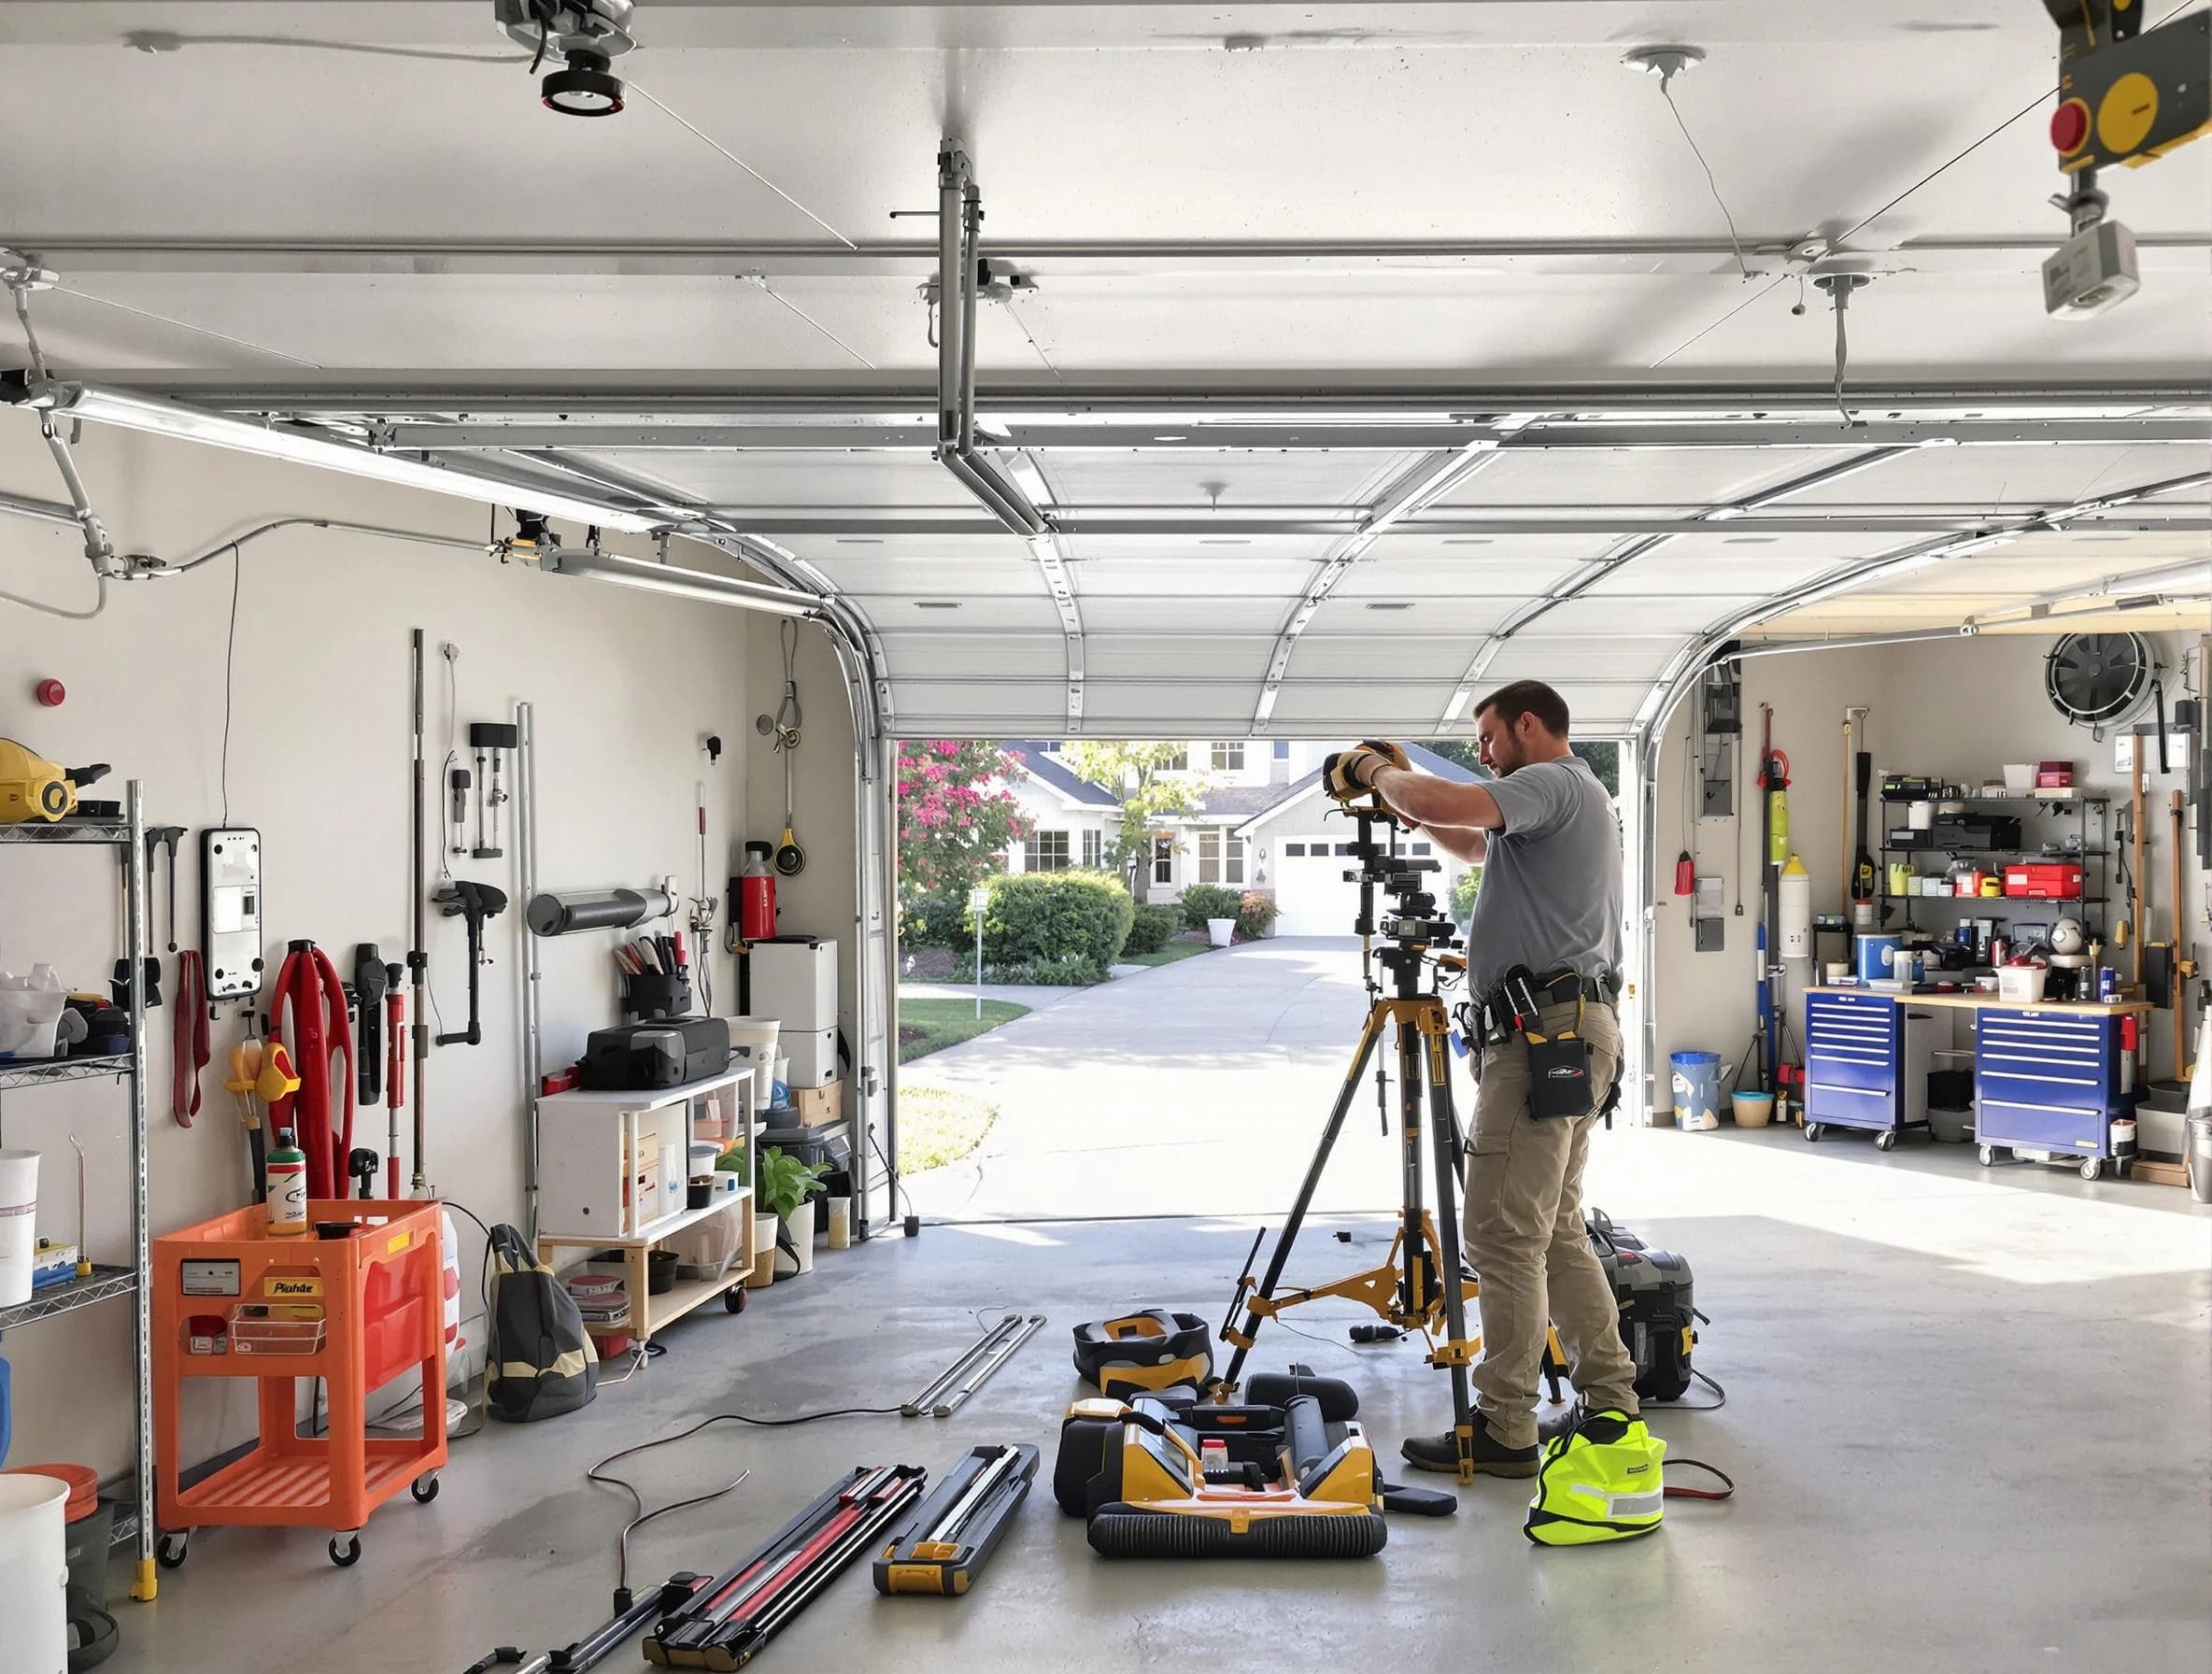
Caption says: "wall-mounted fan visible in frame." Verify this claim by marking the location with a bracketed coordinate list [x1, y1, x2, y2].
[2043, 632, 2156, 735]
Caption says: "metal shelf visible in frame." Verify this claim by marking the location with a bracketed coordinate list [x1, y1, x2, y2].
[0, 1264, 136, 1331]
[0, 1053, 132, 1091]
[1880, 848, 2106, 859]
[0, 817, 133, 845]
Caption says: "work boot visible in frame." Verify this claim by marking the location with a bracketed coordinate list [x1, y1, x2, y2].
[1398, 1411, 1539, 1478]
[1538, 1402, 1593, 1445]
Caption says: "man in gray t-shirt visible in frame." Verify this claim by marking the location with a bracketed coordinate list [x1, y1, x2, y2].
[1332, 678, 1638, 1482]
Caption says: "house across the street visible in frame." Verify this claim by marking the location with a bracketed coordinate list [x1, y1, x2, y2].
[997, 740, 1489, 937]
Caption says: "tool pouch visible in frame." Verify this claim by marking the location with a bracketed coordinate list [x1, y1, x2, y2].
[1524, 1031, 1595, 1119]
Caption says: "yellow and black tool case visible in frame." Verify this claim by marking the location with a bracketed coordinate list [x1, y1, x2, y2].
[1053, 1373, 1385, 1559]
[872, 1443, 1039, 1596]
[1071, 1309, 1213, 1397]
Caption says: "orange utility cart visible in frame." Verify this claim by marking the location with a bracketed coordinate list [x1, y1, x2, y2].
[151, 1199, 447, 1568]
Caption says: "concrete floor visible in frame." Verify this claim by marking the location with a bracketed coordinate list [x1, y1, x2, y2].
[107, 1130, 2212, 1674]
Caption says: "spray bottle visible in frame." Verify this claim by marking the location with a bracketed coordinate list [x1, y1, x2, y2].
[265, 1130, 307, 1235]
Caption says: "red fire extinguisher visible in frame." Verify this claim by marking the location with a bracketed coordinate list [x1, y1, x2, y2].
[737, 841, 777, 943]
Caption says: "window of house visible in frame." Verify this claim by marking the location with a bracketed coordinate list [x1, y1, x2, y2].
[1211, 742, 1245, 771]
[1026, 830, 1071, 872]
[1283, 842, 1306, 857]
[1198, 830, 1247, 885]
[1082, 829, 1102, 868]
[1411, 842, 1433, 856]
[1273, 740, 1290, 759]
[1164, 749, 1188, 772]
[1153, 836, 1175, 884]
[1336, 843, 1355, 856]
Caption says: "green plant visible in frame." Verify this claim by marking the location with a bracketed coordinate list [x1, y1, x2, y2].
[1178, 883, 1241, 930]
[979, 870, 1135, 973]
[756, 1146, 830, 1224]
[715, 1147, 745, 1172]
[1121, 902, 1181, 957]
[897, 740, 1031, 897]
[1450, 865, 1482, 925]
[1234, 891, 1279, 941]
[1059, 741, 1211, 901]
[900, 892, 974, 950]
[985, 954, 1106, 986]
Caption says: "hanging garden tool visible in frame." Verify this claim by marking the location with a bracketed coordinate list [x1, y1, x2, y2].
[756, 618, 807, 875]
[266, 942, 355, 1199]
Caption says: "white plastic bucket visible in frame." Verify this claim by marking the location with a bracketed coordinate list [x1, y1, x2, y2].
[0, 1470, 70, 1674]
[0, 1150, 39, 1308]
[1207, 917, 1236, 948]
[729, 1019, 780, 1080]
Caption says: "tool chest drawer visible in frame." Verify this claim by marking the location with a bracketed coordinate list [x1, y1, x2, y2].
[1972, 1008, 2120, 1157]
[1806, 993, 1899, 1130]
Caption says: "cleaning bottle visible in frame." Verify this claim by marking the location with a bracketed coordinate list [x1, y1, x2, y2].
[265, 1129, 307, 1235]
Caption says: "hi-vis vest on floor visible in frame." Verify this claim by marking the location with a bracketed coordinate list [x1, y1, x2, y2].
[1524, 1410, 1666, 1547]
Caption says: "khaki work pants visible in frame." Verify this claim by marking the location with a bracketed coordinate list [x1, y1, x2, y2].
[1464, 998, 1638, 1449]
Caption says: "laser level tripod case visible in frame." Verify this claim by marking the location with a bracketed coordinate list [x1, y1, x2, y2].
[1587, 1208, 1696, 1402]
[1053, 1371, 1385, 1559]
[1071, 1310, 1213, 1397]
[872, 1443, 1039, 1596]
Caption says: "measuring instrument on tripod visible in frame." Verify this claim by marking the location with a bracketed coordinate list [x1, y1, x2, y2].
[1212, 801, 1567, 1483]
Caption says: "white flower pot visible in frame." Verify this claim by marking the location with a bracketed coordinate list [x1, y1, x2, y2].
[747, 1213, 780, 1288]
[1207, 917, 1236, 948]
[775, 1210, 816, 1278]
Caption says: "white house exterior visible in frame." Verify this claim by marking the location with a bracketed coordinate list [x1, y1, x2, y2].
[998, 740, 1483, 936]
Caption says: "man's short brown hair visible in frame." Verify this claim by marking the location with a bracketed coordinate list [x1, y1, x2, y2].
[1474, 678, 1571, 738]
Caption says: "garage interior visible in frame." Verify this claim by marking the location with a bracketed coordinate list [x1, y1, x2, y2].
[0, 2, 2206, 1670]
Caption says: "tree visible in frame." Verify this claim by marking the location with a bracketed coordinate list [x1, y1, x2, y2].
[1425, 737, 1619, 798]
[1060, 741, 1210, 903]
[896, 740, 1030, 898]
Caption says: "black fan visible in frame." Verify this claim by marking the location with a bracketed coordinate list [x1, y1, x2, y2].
[2043, 632, 2153, 730]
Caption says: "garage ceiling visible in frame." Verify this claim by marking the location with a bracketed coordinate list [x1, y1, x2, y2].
[1, 0, 2206, 738]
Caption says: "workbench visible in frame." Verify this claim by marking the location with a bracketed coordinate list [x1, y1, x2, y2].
[1803, 986, 2152, 1178]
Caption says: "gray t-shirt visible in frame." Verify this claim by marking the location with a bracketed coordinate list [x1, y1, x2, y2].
[1463, 754, 1623, 998]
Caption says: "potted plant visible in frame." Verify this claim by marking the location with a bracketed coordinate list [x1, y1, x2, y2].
[758, 1146, 831, 1278]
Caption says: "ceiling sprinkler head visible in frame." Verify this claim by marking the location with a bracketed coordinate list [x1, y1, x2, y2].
[1621, 45, 1706, 84]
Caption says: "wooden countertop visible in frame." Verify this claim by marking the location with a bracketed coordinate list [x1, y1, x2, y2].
[1805, 985, 2153, 1016]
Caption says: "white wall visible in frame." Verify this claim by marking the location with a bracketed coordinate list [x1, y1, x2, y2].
[0, 417, 756, 1480]
[1651, 631, 2210, 1115]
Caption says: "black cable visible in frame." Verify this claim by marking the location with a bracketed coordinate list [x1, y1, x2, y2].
[220, 546, 241, 825]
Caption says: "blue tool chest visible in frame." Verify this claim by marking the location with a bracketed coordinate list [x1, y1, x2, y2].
[1973, 1007, 2122, 1161]
[1805, 990, 1900, 1134]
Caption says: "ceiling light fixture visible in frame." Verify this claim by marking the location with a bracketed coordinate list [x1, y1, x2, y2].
[544, 548, 820, 617]
[915, 600, 963, 610]
[7, 376, 664, 532]
[494, 0, 637, 117]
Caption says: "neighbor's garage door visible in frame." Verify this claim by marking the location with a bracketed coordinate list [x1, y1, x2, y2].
[1273, 837, 1363, 937]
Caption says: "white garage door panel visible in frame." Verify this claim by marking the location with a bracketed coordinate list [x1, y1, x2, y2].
[1366, 532, 1618, 566]
[1043, 450, 1412, 507]
[782, 534, 1039, 567]
[1067, 534, 1340, 563]
[1481, 636, 1687, 682]
[880, 635, 1070, 680]
[1787, 444, 2183, 508]
[1441, 447, 1837, 511]
[853, 595, 1064, 630]
[1268, 687, 1458, 731]
[1290, 639, 1487, 680]
[587, 449, 968, 507]
[1074, 560, 1318, 597]
[1271, 847, 1368, 938]
[1538, 596, 1761, 635]
[1074, 596, 1293, 633]
[1581, 551, 1850, 594]
[1307, 595, 1520, 635]
[811, 558, 1054, 597]
[1086, 640, 1274, 681]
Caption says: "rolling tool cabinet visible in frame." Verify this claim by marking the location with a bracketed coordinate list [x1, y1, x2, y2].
[1973, 1007, 2132, 1180]
[1803, 990, 1936, 1149]
[150, 1199, 447, 1568]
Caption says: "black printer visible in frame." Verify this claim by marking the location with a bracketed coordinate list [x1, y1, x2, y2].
[580, 1017, 731, 1091]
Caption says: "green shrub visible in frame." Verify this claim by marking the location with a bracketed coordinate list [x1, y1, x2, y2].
[1121, 902, 1181, 957]
[900, 892, 977, 950]
[1235, 891, 1279, 941]
[1450, 866, 1482, 926]
[1178, 883, 1241, 930]
[985, 954, 1107, 986]
[980, 870, 1135, 975]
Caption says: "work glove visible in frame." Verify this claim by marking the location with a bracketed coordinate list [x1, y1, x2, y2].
[1323, 741, 1412, 802]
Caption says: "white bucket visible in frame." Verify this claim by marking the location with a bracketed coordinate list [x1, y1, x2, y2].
[0, 1470, 70, 1674]
[1207, 917, 1236, 948]
[729, 1019, 780, 1080]
[0, 1149, 39, 1308]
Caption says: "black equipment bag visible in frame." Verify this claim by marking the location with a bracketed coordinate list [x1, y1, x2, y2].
[484, 1222, 599, 1423]
[1586, 1209, 1696, 1402]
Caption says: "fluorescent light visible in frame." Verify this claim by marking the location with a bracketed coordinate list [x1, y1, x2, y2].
[546, 548, 820, 617]
[11, 378, 663, 533]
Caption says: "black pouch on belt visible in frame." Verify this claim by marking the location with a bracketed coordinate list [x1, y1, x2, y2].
[1523, 998, 1595, 1120]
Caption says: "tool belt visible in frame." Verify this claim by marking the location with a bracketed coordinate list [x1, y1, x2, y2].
[1460, 965, 1620, 1122]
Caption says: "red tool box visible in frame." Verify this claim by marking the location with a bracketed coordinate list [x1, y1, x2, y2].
[2003, 861, 2084, 899]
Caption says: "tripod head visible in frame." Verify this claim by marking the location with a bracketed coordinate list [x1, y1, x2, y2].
[1335, 808, 1461, 993]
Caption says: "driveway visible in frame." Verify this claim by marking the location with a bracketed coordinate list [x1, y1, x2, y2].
[902, 937, 1418, 1220]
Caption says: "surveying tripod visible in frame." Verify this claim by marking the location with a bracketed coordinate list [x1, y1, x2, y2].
[1214, 807, 1567, 1483]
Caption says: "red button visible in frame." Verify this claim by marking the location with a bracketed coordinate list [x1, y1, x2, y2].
[2050, 97, 2091, 155]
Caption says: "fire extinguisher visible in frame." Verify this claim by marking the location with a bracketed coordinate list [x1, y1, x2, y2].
[734, 841, 777, 944]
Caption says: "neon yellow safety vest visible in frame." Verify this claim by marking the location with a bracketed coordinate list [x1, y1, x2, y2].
[1524, 1410, 1666, 1547]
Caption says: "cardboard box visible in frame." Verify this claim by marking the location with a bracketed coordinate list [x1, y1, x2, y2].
[793, 1079, 844, 1128]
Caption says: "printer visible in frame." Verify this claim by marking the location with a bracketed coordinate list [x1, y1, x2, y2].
[580, 1017, 730, 1091]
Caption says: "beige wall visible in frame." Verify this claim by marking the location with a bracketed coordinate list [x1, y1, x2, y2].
[1651, 631, 2210, 1114]
[0, 417, 759, 1479]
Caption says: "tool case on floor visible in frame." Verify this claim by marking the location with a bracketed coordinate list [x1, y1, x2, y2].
[1586, 1208, 1697, 1402]
[873, 1443, 1039, 1596]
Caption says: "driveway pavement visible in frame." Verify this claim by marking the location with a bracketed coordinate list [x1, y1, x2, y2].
[902, 937, 1418, 1220]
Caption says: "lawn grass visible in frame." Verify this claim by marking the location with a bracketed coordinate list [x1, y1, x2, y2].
[897, 996, 1029, 1063]
[897, 1085, 1000, 1173]
[1118, 940, 1217, 969]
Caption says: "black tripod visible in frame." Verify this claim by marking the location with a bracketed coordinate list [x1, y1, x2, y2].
[1215, 808, 1566, 1482]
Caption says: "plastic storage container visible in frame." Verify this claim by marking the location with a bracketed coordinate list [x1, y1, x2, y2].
[0, 1149, 39, 1308]
[1670, 1052, 1723, 1130]
[0, 1469, 69, 1674]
